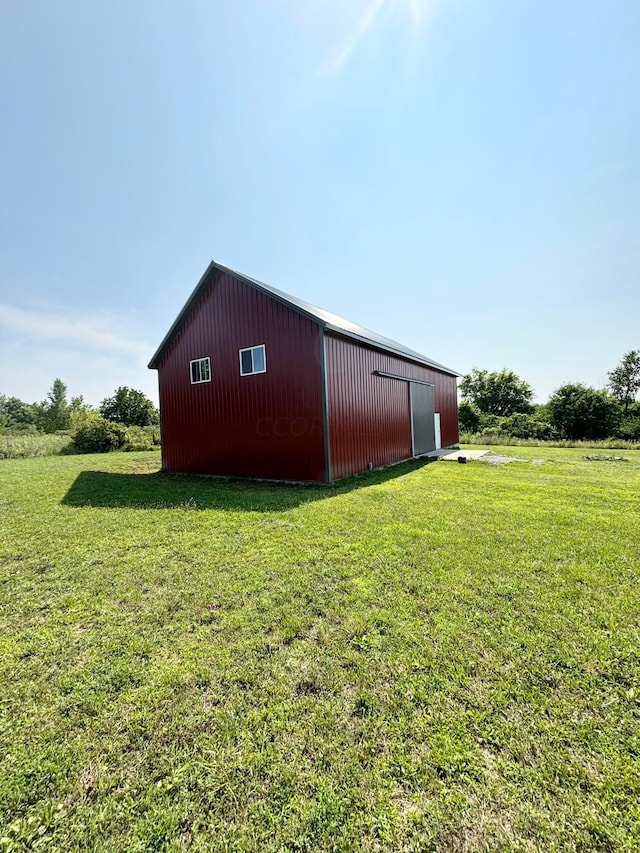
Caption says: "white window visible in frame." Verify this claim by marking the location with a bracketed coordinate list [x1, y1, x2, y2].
[190, 356, 211, 384]
[239, 344, 266, 376]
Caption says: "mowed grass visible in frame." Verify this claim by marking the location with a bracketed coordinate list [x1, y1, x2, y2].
[1, 448, 639, 852]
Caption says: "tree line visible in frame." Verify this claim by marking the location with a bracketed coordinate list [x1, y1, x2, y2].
[3, 351, 639, 449]
[0, 380, 160, 453]
[459, 350, 640, 441]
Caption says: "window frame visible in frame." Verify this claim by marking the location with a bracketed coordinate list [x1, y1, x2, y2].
[190, 356, 211, 385]
[239, 344, 267, 377]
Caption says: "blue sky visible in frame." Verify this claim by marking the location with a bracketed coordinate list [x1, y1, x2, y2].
[1, 0, 638, 406]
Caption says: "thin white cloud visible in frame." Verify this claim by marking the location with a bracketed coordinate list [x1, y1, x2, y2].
[0, 302, 158, 405]
[0, 303, 149, 358]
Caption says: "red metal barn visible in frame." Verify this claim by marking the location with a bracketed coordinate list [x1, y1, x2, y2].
[149, 262, 459, 482]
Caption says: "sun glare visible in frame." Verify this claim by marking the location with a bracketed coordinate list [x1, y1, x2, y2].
[325, 0, 431, 74]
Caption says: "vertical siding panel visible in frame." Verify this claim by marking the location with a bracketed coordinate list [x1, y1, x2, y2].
[157, 271, 326, 481]
[326, 334, 459, 480]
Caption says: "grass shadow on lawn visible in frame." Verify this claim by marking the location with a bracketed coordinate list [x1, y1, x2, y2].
[61, 458, 434, 512]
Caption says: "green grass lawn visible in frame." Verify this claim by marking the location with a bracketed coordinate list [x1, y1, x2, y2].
[1, 448, 639, 852]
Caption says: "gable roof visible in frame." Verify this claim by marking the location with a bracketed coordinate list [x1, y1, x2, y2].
[148, 260, 458, 375]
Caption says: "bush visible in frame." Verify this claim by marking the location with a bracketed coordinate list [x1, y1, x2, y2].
[69, 409, 96, 432]
[123, 425, 161, 452]
[458, 401, 482, 433]
[478, 413, 501, 432]
[498, 412, 556, 440]
[72, 416, 126, 453]
[619, 418, 640, 441]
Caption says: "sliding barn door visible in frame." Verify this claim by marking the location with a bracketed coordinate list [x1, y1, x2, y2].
[410, 382, 436, 456]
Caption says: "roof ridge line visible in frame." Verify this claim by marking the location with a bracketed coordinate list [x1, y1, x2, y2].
[148, 260, 459, 376]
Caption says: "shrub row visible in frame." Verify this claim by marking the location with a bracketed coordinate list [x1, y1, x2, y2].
[0, 418, 161, 459]
[72, 416, 161, 453]
[459, 400, 640, 442]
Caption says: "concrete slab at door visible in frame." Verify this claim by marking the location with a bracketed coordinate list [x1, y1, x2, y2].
[410, 382, 436, 455]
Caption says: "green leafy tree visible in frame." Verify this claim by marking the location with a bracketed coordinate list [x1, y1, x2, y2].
[0, 395, 39, 433]
[547, 384, 623, 440]
[69, 397, 95, 432]
[99, 387, 158, 427]
[70, 395, 92, 414]
[37, 379, 71, 433]
[458, 400, 482, 433]
[607, 350, 640, 416]
[459, 368, 534, 416]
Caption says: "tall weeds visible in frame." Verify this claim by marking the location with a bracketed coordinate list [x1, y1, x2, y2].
[0, 434, 73, 459]
[460, 431, 639, 450]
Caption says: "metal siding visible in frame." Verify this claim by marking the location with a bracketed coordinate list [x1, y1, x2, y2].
[319, 329, 332, 482]
[326, 334, 459, 480]
[157, 272, 326, 481]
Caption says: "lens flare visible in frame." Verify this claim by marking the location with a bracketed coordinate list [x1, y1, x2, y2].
[324, 0, 431, 74]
